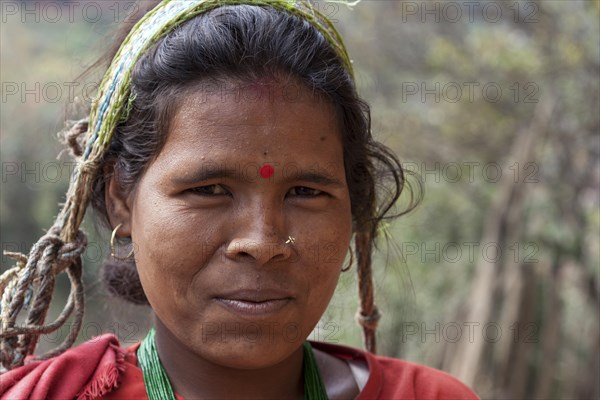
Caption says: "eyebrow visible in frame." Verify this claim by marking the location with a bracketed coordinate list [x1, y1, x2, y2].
[171, 167, 238, 185]
[171, 165, 345, 188]
[283, 170, 345, 188]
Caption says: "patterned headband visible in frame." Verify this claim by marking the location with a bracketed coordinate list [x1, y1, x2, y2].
[0, 0, 359, 370]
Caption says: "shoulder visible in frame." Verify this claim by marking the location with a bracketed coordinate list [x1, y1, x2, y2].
[99, 342, 185, 400]
[311, 341, 479, 400]
[98, 342, 147, 400]
[0, 334, 126, 400]
[371, 355, 480, 400]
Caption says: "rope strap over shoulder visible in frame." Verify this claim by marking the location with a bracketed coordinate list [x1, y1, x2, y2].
[0, 226, 86, 370]
[355, 231, 380, 353]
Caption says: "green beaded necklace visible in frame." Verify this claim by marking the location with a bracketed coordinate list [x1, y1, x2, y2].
[138, 328, 329, 400]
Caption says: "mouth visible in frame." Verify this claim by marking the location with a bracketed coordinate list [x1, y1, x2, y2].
[213, 289, 294, 317]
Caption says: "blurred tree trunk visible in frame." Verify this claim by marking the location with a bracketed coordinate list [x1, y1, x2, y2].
[444, 96, 556, 391]
[504, 265, 537, 398]
[534, 262, 562, 399]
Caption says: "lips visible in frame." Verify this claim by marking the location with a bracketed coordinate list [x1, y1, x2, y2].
[213, 289, 294, 316]
[215, 289, 294, 303]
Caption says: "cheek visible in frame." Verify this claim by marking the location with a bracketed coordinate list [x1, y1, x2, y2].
[297, 233, 348, 338]
[129, 196, 217, 308]
[299, 208, 352, 305]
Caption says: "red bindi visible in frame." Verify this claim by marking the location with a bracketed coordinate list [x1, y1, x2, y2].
[259, 164, 274, 179]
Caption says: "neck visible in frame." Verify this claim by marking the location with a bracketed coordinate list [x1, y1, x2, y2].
[153, 318, 304, 400]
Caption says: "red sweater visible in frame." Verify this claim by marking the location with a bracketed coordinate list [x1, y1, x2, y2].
[0, 335, 479, 399]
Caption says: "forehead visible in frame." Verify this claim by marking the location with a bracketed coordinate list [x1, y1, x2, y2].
[157, 80, 343, 170]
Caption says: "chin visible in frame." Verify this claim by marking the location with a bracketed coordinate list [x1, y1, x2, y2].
[194, 336, 301, 369]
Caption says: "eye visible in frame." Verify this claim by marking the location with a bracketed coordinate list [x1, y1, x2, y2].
[288, 186, 323, 197]
[188, 184, 229, 196]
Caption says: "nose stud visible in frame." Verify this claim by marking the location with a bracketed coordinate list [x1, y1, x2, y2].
[285, 235, 296, 244]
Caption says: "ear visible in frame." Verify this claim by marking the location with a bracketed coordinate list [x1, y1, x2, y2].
[105, 168, 133, 237]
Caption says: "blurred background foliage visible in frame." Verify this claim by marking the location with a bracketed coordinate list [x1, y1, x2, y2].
[1, 1, 598, 398]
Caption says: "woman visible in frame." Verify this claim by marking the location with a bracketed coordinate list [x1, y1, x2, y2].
[0, 1, 479, 399]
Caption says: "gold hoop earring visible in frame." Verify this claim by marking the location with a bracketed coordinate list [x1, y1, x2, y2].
[341, 246, 354, 272]
[110, 223, 134, 261]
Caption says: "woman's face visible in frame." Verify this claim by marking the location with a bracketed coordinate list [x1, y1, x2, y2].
[112, 80, 353, 369]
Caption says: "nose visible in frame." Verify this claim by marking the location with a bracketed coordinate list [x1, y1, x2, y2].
[224, 203, 293, 265]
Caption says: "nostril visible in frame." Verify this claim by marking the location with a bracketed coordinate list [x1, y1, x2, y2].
[236, 251, 254, 261]
[224, 239, 291, 265]
[241, 242, 261, 258]
[224, 240, 261, 260]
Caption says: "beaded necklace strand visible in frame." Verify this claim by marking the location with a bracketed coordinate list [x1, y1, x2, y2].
[138, 328, 329, 400]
